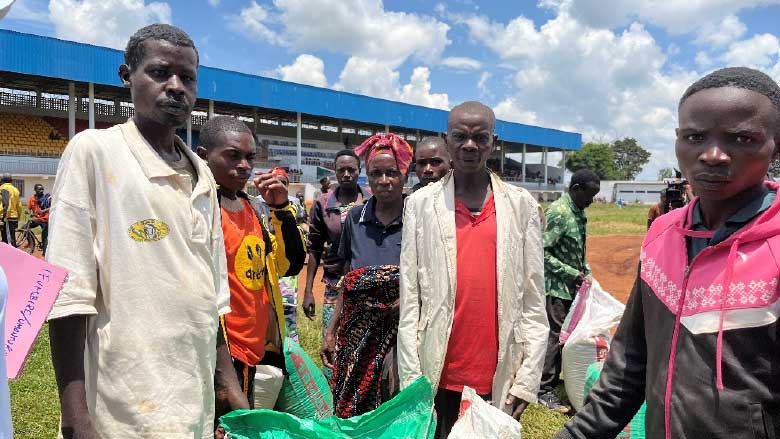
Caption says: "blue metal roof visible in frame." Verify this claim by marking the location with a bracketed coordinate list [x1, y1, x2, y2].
[0, 29, 581, 151]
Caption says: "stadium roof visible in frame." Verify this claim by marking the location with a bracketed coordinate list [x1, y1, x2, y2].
[0, 29, 581, 151]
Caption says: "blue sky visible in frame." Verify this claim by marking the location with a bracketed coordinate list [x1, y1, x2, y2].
[3, 0, 780, 178]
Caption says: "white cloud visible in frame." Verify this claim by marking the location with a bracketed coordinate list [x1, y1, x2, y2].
[441, 56, 482, 70]
[6, 0, 49, 23]
[229, 1, 283, 46]
[695, 51, 714, 69]
[722, 33, 780, 68]
[477, 71, 492, 97]
[461, 12, 701, 178]
[208, 0, 220, 6]
[334, 57, 449, 110]
[695, 14, 746, 48]
[539, 0, 780, 34]
[274, 54, 327, 87]
[334, 57, 401, 101]
[494, 97, 539, 125]
[274, 0, 450, 67]
[399, 67, 449, 109]
[48, 0, 171, 49]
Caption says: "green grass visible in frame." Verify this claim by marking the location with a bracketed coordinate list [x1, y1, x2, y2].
[579, 202, 647, 236]
[9, 326, 60, 437]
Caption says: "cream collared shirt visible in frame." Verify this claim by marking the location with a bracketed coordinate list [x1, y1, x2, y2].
[47, 120, 229, 438]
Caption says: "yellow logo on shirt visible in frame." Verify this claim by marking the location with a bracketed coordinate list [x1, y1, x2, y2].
[128, 219, 170, 242]
[234, 235, 266, 290]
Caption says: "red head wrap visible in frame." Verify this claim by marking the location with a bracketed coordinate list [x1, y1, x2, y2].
[354, 133, 414, 174]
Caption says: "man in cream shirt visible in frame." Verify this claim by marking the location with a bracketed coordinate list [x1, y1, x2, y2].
[46, 24, 229, 438]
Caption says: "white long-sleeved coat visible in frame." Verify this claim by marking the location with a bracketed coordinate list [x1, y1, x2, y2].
[397, 171, 549, 410]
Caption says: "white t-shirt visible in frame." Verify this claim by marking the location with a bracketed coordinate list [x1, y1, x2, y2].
[0, 266, 12, 438]
[47, 120, 230, 438]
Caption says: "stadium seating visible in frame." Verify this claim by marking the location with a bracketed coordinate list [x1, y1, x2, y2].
[43, 116, 113, 141]
[0, 114, 68, 157]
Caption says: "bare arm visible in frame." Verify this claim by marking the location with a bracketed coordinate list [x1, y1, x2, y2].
[320, 281, 345, 369]
[302, 200, 326, 319]
[302, 253, 322, 320]
[214, 322, 250, 421]
[49, 316, 98, 439]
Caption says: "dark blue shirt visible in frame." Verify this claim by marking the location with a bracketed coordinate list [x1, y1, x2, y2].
[687, 188, 776, 261]
[338, 196, 403, 270]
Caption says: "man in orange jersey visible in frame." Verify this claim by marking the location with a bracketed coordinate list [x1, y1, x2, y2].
[197, 116, 305, 430]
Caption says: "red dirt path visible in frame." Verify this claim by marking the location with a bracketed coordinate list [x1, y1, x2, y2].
[586, 234, 644, 304]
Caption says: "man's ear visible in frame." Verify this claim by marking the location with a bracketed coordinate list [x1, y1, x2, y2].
[118, 64, 131, 87]
[196, 146, 209, 160]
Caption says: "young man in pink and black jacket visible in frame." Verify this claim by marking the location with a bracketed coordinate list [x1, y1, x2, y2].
[554, 67, 780, 439]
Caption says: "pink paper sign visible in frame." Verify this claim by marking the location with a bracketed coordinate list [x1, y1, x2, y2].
[0, 243, 67, 379]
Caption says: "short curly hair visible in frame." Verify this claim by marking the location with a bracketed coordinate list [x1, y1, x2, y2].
[124, 23, 198, 70]
[199, 116, 253, 151]
[679, 67, 780, 115]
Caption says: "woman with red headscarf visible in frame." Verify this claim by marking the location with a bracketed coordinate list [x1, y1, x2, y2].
[320, 133, 413, 417]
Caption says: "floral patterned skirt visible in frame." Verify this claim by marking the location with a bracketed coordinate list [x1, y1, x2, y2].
[332, 265, 400, 418]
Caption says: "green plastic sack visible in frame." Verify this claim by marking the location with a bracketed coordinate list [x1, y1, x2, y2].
[274, 338, 334, 420]
[584, 362, 646, 439]
[220, 376, 437, 439]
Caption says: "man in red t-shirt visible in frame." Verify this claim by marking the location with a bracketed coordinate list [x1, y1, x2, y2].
[398, 101, 548, 438]
[27, 184, 51, 254]
[197, 116, 305, 434]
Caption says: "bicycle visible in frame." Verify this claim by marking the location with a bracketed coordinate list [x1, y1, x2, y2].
[14, 219, 43, 254]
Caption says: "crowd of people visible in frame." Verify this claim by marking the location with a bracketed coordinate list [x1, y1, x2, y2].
[0, 21, 777, 439]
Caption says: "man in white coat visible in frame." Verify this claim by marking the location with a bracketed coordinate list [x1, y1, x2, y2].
[398, 101, 548, 438]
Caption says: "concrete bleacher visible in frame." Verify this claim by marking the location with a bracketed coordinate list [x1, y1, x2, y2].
[0, 113, 68, 157]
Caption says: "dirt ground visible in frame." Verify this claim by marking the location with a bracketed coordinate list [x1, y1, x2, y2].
[300, 233, 644, 305]
[586, 234, 644, 304]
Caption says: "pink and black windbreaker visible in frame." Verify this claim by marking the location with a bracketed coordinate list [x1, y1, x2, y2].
[556, 182, 780, 439]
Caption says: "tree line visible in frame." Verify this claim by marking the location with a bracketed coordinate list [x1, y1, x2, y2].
[564, 137, 651, 181]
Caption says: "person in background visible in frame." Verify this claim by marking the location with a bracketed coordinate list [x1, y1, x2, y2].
[295, 190, 308, 228]
[27, 183, 51, 254]
[0, 174, 21, 247]
[302, 149, 369, 379]
[554, 66, 780, 439]
[46, 24, 229, 438]
[538, 169, 601, 413]
[397, 101, 548, 438]
[411, 136, 452, 192]
[316, 176, 331, 199]
[320, 134, 411, 418]
[196, 116, 305, 427]
[647, 188, 669, 229]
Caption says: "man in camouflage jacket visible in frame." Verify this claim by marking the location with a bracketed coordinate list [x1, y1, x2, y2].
[538, 169, 601, 413]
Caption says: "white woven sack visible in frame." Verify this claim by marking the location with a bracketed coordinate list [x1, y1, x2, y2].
[253, 364, 284, 409]
[448, 386, 521, 439]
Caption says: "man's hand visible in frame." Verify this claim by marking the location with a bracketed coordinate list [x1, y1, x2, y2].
[215, 425, 226, 439]
[384, 299, 400, 316]
[253, 172, 288, 206]
[505, 395, 530, 420]
[302, 291, 316, 321]
[573, 272, 587, 288]
[320, 331, 336, 369]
